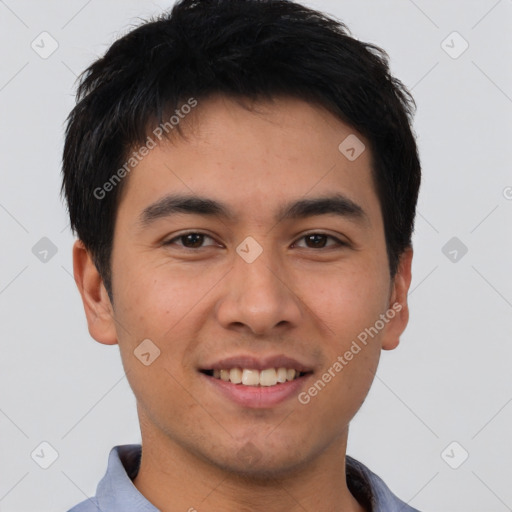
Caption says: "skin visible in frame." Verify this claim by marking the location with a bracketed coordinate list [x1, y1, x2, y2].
[73, 95, 413, 512]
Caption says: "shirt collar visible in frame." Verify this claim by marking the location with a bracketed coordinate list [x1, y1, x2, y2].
[95, 444, 157, 511]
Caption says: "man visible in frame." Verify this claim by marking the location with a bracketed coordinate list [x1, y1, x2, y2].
[63, 0, 421, 510]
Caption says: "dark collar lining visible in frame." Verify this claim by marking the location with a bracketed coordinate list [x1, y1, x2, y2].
[346, 455, 375, 512]
[124, 446, 142, 481]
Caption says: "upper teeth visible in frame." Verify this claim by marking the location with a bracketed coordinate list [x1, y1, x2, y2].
[212, 368, 300, 386]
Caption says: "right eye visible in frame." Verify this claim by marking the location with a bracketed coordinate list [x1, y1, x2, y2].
[163, 232, 218, 249]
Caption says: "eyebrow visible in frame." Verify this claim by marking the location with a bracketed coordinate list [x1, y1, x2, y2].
[139, 193, 369, 227]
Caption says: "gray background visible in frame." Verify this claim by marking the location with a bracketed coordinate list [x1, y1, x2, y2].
[0, 0, 511, 510]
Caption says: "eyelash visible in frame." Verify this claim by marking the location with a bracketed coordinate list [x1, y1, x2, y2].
[163, 231, 348, 250]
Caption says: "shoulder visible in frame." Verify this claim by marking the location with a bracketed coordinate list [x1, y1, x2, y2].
[65, 444, 144, 512]
[66, 498, 101, 512]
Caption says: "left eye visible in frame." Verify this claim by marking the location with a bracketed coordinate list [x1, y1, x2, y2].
[293, 233, 346, 249]
[164, 232, 345, 250]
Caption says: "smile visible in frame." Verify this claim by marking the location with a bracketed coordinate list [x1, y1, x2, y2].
[199, 369, 314, 408]
[200, 367, 311, 386]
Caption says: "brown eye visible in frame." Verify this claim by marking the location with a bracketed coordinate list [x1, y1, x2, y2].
[305, 234, 328, 248]
[294, 233, 346, 249]
[164, 232, 216, 249]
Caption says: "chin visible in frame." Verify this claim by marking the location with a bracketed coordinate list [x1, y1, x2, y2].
[209, 445, 311, 481]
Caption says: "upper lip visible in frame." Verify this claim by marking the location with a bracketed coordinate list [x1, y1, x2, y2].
[200, 354, 315, 373]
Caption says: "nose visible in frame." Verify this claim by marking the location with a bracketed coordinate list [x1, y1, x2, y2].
[215, 246, 303, 336]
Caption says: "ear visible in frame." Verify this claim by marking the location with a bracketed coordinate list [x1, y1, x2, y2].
[381, 247, 413, 351]
[72, 239, 118, 345]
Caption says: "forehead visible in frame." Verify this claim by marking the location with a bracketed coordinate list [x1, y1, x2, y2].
[117, 95, 381, 227]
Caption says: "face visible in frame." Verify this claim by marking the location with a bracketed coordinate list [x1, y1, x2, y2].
[75, 95, 412, 478]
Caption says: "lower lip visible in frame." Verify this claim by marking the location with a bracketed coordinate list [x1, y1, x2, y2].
[199, 372, 312, 408]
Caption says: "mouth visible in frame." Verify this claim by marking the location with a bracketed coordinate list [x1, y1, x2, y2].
[198, 354, 315, 408]
[199, 367, 312, 387]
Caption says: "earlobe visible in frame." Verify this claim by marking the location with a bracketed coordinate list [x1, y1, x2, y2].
[381, 247, 413, 351]
[72, 240, 118, 345]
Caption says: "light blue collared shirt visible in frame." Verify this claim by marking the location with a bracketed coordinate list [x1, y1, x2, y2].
[67, 444, 421, 512]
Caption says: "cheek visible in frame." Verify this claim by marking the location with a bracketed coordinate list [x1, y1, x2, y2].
[114, 257, 216, 334]
[297, 272, 385, 424]
[110, 264, 197, 419]
[296, 263, 390, 339]
[111, 259, 225, 389]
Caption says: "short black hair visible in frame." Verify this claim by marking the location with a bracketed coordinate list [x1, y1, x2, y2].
[62, 0, 421, 299]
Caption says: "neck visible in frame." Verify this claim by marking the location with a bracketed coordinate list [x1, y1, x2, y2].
[132, 418, 366, 512]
